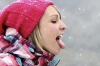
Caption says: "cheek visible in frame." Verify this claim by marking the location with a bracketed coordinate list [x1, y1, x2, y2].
[46, 27, 57, 37]
[40, 26, 60, 54]
[42, 26, 58, 44]
[40, 24, 59, 42]
[43, 25, 55, 33]
[41, 26, 56, 43]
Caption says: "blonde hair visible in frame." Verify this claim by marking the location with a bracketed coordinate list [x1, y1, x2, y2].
[28, 25, 44, 51]
[28, 6, 61, 52]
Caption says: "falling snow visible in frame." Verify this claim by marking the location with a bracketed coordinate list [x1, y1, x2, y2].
[0, 0, 100, 66]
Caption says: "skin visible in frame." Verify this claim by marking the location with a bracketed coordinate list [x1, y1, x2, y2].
[39, 5, 67, 55]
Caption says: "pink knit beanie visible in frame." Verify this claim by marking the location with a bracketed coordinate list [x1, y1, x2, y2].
[0, 0, 53, 38]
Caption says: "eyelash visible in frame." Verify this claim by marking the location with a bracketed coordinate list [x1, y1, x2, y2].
[51, 21, 57, 23]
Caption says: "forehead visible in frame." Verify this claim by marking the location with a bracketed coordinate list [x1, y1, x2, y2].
[44, 5, 61, 18]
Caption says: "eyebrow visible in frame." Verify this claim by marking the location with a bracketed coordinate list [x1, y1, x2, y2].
[50, 14, 61, 19]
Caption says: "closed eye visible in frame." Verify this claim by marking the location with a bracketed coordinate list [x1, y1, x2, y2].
[51, 21, 57, 23]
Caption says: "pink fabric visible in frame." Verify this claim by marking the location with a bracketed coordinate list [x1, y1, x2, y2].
[0, 53, 19, 66]
[0, 28, 59, 66]
[0, 0, 53, 38]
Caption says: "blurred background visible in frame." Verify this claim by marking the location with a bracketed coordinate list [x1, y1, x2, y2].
[0, 0, 100, 66]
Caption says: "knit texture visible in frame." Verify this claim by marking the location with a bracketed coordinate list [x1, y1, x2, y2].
[0, 0, 53, 38]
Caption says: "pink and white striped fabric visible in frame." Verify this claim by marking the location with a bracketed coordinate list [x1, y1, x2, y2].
[0, 28, 60, 66]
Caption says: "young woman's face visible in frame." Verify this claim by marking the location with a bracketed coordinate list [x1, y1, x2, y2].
[39, 5, 67, 55]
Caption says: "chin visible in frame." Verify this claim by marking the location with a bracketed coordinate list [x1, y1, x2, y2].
[53, 47, 61, 55]
[52, 49, 61, 55]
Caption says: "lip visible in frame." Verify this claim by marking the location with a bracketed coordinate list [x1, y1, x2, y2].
[56, 35, 65, 49]
[56, 33, 63, 39]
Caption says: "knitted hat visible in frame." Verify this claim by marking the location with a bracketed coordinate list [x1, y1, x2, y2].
[0, 0, 53, 38]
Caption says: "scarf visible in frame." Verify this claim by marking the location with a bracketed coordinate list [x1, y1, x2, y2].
[0, 28, 60, 66]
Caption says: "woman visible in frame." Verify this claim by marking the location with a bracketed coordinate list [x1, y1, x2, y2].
[0, 0, 67, 66]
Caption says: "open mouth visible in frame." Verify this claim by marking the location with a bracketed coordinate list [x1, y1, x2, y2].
[56, 36, 60, 40]
[56, 35, 65, 49]
[56, 35, 62, 40]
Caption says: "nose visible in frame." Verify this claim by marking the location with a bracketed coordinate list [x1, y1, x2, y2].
[60, 20, 67, 31]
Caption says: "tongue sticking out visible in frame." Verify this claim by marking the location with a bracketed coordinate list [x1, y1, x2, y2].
[57, 39, 65, 49]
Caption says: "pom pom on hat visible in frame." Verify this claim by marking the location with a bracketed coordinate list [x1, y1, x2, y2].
[0, 0, 53, 38]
